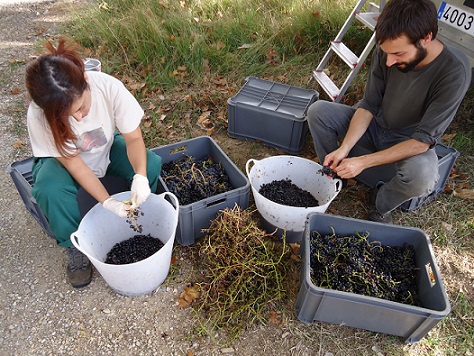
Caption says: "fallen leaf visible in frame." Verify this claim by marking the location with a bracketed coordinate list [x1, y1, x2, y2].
[170, 255, 177, 265]
[238, 44, 253, 49]
[289, 243, 300, 262]
[177, 284, 200, 308]
[12, 140, 24, 149]
[10, 87, 20, 95]
[442, 133, 456, 142]
[142, 115, 153, 128]
[206, 127, 215, 136]
[269, 310, 285, 326]
[453, 188, 474, 199]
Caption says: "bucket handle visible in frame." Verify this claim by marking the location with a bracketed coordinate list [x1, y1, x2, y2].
[333, 178, 343, 192]
[70, 233, 95, 262]
[161, 192, 180, 211]
[245, 158, 260, 178]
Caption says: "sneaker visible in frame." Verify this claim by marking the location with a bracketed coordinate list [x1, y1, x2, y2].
[368, 208, 393, 224]
[66, 247, 92, 288]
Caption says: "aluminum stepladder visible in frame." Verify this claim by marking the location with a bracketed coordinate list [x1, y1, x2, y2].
[310, 0, 386, 102]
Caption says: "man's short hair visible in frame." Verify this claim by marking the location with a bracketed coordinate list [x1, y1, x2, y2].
[375, 0, 439, 45]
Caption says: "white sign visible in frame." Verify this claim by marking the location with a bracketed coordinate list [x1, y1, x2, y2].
[437, 1, 474, 37]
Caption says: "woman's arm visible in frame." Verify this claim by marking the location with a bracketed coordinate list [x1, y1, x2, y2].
[122, 126, 147, 176]
[56, 155, 110, 203]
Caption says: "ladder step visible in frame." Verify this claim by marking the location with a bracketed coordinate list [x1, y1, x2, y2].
[331, 41, 359, 68]
[312, 70, 340, 100]
[355, 11, 379, 30]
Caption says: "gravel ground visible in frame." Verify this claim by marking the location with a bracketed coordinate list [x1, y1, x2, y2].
[0, 1, 208, 355]
[0, 2, 301, 355]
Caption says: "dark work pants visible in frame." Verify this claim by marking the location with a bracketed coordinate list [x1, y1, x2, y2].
[307, 100, 439, 214]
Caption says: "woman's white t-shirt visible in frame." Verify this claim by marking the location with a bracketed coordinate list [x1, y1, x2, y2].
[27, 71, 144, 177]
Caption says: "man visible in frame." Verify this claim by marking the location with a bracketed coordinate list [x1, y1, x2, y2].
[307, 0, 471, 223]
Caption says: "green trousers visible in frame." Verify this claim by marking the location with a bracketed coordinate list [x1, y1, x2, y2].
[31, 133, 162, 247]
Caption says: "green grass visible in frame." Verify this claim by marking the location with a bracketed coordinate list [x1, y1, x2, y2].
[59, 0, 474, 353]
[67, 0, 371, 90]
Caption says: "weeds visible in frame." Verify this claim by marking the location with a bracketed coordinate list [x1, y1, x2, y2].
[196, 205, 291, 341]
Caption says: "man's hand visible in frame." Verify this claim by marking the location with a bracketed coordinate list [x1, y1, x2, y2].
[324, 147, 350, 171]
[103, 198, 131, 217]
[333, 156, 366, 179]
[131, 174, 151, 206]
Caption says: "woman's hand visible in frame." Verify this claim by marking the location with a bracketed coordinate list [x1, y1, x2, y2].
[131, 174, 151, 206]
[102, 197, 131, 217]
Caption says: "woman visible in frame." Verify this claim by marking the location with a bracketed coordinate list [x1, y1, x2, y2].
[25, 37, 162, 288]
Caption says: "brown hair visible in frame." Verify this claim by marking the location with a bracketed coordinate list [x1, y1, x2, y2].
[375, 0, 438, 45]
[25, 37, 88, 157]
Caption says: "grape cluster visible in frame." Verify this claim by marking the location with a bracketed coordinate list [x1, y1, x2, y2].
[105, 234, 164, 265]
[309, 230, 420, 305]
[320, 165, 340, 180]
[161, 155, 233, 205]
[258, 179, 319, 207]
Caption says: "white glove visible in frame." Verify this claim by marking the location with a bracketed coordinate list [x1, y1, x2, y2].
[131, 174, 151, 206]
[103, 197, 130, 218]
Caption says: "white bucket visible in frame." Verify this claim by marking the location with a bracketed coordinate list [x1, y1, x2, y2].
[246, 156, 341, 240]
[71, 192, 179, 296]
[83, 57, 101, 72]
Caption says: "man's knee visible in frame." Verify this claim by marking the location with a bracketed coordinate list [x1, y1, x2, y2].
[397, 151, 439, 195]
[307, 100, 333, 124]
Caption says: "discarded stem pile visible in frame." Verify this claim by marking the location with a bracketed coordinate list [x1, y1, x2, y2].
[197, 205, 291, 338]
[161, 155, 233, 205]
[310, 230, 420, 306]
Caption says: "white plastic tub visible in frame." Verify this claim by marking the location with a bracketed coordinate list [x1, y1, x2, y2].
[246, 156, 341, 242]
[71, 192, 179, 296]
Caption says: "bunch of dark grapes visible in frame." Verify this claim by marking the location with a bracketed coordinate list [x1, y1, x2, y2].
[320, 165, 340, 180]
[309, 231, 420, 306]
[161, 155, 233, 205]
[258, 179, 319, 207]
[105, 234, 164, 265]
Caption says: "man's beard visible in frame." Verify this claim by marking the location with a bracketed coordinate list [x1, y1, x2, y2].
[396, 42, 428, 73]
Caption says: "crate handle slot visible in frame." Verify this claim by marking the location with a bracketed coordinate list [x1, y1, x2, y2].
[206, 197, 227, 207]
[169, 145, 188, 156]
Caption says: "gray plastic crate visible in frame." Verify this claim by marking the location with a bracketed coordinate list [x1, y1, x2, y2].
[152, 136, 250, 246]
[7, 158, 55, 238]
[295, 213, 451, 343]
[352, 144, 459, 211]
[227, 76, 318, 154]
[7, 158, 130, 239]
